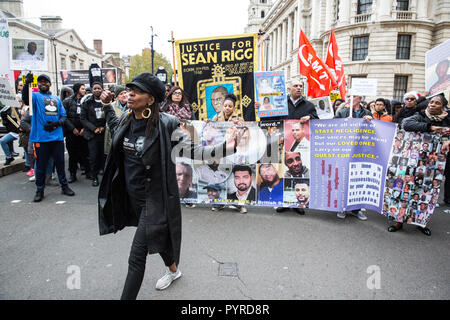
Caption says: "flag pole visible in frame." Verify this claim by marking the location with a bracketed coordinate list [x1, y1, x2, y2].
[258, 24, 264, 71]
[170, 31, 178, 87]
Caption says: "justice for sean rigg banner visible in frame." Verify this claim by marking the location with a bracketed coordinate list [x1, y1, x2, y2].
[175, 34, 258, 121]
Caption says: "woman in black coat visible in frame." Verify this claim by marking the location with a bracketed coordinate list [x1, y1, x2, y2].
[98, 73, 239, 300]
[389, 94, 450, 236]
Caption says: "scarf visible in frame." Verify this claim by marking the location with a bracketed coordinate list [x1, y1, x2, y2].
[425, 108, 448, 122]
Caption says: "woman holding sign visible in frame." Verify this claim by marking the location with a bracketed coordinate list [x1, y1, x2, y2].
[98, 73, 240, 299]
[390, 94, 450, 236]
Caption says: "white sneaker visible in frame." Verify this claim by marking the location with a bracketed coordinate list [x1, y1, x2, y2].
[337, 212, 346, 219]
[240, 206, 248, 214]
[156, 269, 182, 290]
[29, 175, 35, 182]
[351, 210, 368, 221]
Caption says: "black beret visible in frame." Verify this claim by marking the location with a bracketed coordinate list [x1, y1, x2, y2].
[37, 74, 51, 83]
[126, 72, 165, 103]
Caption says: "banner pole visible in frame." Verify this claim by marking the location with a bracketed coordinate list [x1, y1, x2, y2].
[259, 24, 264, 72]
[170, 31, 178, 87]
[350, 93, 353, 119]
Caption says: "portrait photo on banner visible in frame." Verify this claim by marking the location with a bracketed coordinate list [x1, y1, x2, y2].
[283, 178, 310, 209]
[383, 129, 446, 228]
[10, 38, 48, 71]
[256, 163, 285, 207]
[176, 158, 198, 203]
[309, 96, 334, 119]
[425, 39, 450, 96]
[206, 83, 235, 119]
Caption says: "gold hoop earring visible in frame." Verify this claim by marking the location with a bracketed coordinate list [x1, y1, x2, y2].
[142, 107, 152, 119]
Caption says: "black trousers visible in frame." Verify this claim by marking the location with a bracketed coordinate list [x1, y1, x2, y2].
[66, 133, 89, 175]
[120, 198, 174, 300]
[87, 134, 105, 176]
[34, 141, 68, 191]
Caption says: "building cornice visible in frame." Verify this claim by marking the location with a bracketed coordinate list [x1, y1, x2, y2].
[262, 0, 296, 33]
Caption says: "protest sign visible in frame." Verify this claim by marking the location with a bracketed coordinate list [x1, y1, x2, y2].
[254, 71, 288, 119]
[351, 78, 378, 96]
[175, 34, 258, 121]
[382, 129, 446, 227]
[309, 119, 396, 212]
[0, 77, 20, 108]
[10, 38, 48, 71]
[60, 68, 117, 86]
[21, 74, 38, 93]
[425, 39, 450, 96]
[174, 119, 420, 216]
[0, 14, 14, 84]
[309, 96, 334, 119]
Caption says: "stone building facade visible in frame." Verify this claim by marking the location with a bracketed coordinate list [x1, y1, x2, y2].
[250, 0, 450, 100]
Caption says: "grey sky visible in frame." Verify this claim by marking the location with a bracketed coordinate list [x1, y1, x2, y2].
[23, 0, 250, 60]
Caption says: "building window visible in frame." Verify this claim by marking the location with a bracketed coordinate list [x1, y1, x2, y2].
[60, 57, 66, 70]
[261, 10, 265, 18]
[79, 61, 84, 70]
[352, 36, 369, 61]
[260, 0, 267, 3]
[357, 0, 373, 14]
[70, 35, 74, 42]
[336, 0, 340, 20]
[396, 34, 411, 59]
[396, 0, 409, 11]
[394, 76, 408, 100]
[71, 60, 76, 70]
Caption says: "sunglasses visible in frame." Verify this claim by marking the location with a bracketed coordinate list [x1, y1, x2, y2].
[405, 98, 416, 101]
[286, 156, 301, 165]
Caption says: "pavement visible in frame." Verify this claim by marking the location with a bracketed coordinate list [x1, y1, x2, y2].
[0, 154, 449, 300]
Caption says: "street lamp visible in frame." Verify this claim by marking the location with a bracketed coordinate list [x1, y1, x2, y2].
[50, 36, 59, 93]
[149, 26, 158, 74]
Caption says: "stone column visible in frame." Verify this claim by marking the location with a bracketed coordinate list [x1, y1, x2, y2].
[416, 0, 429, 20]
[378, 0, 392, 20]
[287, 13, 293, 55]
[281, 20, 287, 62]
[338, 0, 350, 26]
[325, 0, 333, 30]
[310, 0, 320, 39]
[272, 31, 277, 68]
[277, 25, 282, 65]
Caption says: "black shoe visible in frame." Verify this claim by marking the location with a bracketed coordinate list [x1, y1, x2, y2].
[276, 207, 289, 213]
[11, 152, 19, 157]
[4, 157, 14, 166]
[388, 223, 403, 232]
[92, 177, 99, 187]
[293, 208, 305, 215]
[62, 186, 75, 196]
[22, 166, 31, 172]
[418, 226, 431, 236]
[34, 190, 44, 202]
[68, 174, 77, 184]
[85, 173, 93, 180]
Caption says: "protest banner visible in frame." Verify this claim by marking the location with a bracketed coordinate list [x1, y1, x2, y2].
[174, 119, 428, 217]
[425, 39, 450, 96]
[175, 34, 258, 121]
[21, 74, 38, 93]
[0, 77, 20, 108]
[60, 68, 117, 86]
[382, 129, 446, 228]
[254, 71, 288, 119]
[0, 14, 14, 85]
[309, 96, 334, 119]
[10, 38, 48, 71]
[329, 90, 341, 102]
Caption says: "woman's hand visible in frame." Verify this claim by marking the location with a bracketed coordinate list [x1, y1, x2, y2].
[100, 91, 114, 106]
[300, 116, 310, 124]
[431, 126, 445, 134]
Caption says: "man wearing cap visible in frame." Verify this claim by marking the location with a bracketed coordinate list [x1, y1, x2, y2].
[63, 83, 90, 182]
[204, 184, 222, 203]
[98, 72, 240, 299]
[104, 85, 128, 155]
[21, 74, 75, 202]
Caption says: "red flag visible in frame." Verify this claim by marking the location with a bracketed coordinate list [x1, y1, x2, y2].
[326, 29, 347, 99]
[298, 29, 337, 98]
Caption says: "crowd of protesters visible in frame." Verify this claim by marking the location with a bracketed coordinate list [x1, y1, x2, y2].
[1, 74, 449, 237]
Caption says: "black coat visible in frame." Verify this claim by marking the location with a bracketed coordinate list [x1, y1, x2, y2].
[80, 95, 106, 140]
[98, 108, 228, 266]
[402, 110, 450, 133]
[335, 106, 372, 118]
[63, 94, 84, 133]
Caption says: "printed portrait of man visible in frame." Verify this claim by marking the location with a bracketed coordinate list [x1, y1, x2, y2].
[210, 86, 228, 113]
[288, 122, 309, 153]
[294, 181, 310, 208]
[16, 41, 42, 61]
[284, 152, 309, 178]
[258, 164, 283, 204]
[203, 184, 222, 203]
[176, 162, 197, 199]
[227, 165, 256, 202]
